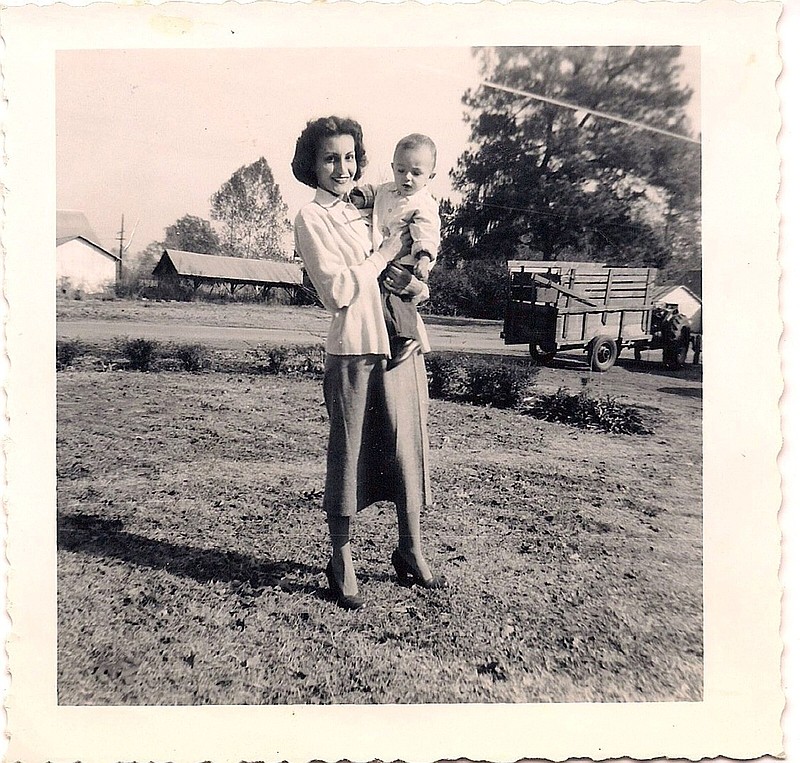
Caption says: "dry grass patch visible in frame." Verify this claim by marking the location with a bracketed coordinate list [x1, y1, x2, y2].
[57, 370, 702, 704]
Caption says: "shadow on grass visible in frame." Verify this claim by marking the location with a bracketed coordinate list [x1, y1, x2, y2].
[58, 513, 321, 596]
[613, 355, 703, 381]
[657, 386, 703, 399]
[526, 353, 704, 381]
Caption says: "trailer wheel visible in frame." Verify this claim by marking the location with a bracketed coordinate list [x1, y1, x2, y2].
[529, 342, 556, 365]
[588, 336, 619, 372]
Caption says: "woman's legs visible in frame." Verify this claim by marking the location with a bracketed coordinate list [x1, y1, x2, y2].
[395, 500, 434, 581]
[386, 352, 439, 583]
[327, 514, 359, 596]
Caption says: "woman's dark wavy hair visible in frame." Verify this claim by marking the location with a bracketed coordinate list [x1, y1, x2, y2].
[291, 116, 368, 188]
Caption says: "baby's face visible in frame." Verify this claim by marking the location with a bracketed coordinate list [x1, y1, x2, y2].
[391, 145, 436, 197]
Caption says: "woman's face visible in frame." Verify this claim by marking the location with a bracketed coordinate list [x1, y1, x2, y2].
[314, 134, 357, 197]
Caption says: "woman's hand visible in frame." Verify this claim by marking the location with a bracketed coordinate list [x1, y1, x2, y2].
[382, 261, 426, 299]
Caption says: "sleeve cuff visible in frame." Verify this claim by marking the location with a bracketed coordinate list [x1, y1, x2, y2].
[363, 251, 388, 276]
[410, 283, 430, 305]
[411, 242, 438, 260]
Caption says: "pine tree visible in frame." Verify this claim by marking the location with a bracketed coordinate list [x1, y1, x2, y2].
[444, 47, 700, 273]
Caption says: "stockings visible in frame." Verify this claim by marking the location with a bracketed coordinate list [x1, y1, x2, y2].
[327, 501, 432, 594]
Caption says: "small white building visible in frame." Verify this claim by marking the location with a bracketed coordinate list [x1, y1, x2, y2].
[654, 283, 702, 332]
[56, 210, 119, 296]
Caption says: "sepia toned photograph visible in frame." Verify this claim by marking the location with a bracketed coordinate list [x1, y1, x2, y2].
[54, 45, 703, 706]
[2, 1, 784, 759]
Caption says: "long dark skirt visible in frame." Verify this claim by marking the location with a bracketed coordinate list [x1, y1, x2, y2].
[322, 352, 432, 517]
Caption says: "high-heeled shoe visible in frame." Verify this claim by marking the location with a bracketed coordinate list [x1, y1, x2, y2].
[391, 548, 446, 589]
[324, 561, 365, 610]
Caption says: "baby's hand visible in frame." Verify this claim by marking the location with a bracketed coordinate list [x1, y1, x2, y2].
[349, 188, 367, 209]
[414, 254, 431, 282]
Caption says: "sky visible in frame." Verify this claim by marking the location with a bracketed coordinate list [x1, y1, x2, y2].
[56, 47, 700, 258]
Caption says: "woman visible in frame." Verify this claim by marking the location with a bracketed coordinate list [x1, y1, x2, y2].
[291, 115, 444, 609]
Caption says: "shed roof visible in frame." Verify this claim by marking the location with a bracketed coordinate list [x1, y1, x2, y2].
[157, 249, 303, 286]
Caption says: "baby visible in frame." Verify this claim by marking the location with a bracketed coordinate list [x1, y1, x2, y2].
[351, 133, 441, 369]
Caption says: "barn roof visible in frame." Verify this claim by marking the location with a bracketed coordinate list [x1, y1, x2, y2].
[157, 249, 303, 286]
[56, 210, 112, 252]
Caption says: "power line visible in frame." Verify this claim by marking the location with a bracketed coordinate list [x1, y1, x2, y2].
[480, 80, 701, 146]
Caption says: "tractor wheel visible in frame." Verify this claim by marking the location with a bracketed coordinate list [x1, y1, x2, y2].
[662, 313, 691, 370]
[663, 340, 689, 370]
[529, 342, 556, 365]
[588, 336, 619, 372]
[664, 313, 691, 343]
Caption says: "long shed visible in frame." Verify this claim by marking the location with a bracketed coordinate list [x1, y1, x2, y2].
[152, 249, 304, 299]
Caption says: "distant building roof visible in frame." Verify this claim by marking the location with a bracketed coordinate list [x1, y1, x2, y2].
[155, 249, 303, 286]
[654, 283, 702, 305]
[57, 210, 104, 247]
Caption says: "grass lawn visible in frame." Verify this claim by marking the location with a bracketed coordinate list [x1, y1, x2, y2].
[57, 363, 702, 704]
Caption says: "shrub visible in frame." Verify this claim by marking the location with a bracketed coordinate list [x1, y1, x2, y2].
[173, 343, 211, 372]
[425, 267, 474, 317]
[426, 353, 535, 409]
[257, 344, 326, 377]
[152, 357, 184, 372]
[426, 354, 468, 404]
[467, 357, 534, 408]
[522, 388, 654, 435]
[426, 259, 509, 319]
[56, 339, 84, 370]
[120, 338, 159, 371]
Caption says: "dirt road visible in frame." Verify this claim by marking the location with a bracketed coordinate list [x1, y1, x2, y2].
[57, 299, 702, 406]
[56, 309, 509, 355]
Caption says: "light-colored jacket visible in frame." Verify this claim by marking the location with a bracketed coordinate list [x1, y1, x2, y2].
[294, 187, 430, 356]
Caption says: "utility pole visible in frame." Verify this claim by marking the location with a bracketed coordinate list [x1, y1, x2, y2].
[116, 214, 125, 286]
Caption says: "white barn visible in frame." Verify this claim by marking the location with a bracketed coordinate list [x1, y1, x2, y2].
[56, 210, 119, 296]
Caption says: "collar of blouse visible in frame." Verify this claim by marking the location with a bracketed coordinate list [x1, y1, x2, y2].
[314, 187, 352, 209]
[312, 187, 370, 247]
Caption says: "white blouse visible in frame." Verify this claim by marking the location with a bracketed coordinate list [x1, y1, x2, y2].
[294, 187, 430, 356]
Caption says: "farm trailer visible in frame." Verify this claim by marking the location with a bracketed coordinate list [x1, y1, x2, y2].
[502, 261, 696, 371]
